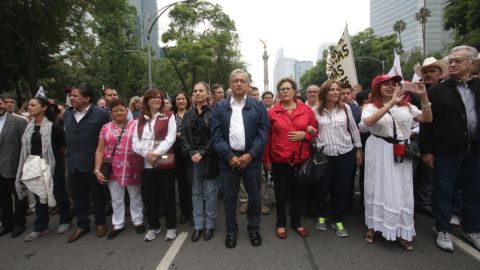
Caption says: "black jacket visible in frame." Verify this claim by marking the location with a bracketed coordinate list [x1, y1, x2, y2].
[64, 105, 111, 173]
[180, 105, 214, 158]
[419, 77, 480, 154]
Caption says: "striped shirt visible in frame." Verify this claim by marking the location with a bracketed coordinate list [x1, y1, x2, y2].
[314, 104, 362, 156]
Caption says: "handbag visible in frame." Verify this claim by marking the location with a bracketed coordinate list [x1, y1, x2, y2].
[153, 151, 176, 170]
[294, 140, 329, 187]
[388, 111, 417, 163]
[100, 123, 126, 179]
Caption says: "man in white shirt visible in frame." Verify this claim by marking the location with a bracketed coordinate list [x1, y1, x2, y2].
[211, 69, 269, 249]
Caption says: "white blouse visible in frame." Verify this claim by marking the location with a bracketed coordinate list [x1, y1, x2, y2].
[360, 103, 422, 141]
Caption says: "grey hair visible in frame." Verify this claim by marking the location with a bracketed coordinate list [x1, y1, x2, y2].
[228, 69, 249, 82]
[449, 45, 478, 62]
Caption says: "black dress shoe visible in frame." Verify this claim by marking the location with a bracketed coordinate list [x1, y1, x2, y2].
[249, 232, 262, 247]
[191, 229, 203, 242]
[107, 228, 124, 240]
[204, 229, 214, 241]
[225, 235, 237, 249]
[179, 214, 188, 225]
[11, 226, 25, 238]
[0, 226, 13, 237]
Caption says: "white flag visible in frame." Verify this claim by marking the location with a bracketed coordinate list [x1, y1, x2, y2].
[387, 49, 403, 79]
[35, 86, 46, 98]
[326, 24, 358, 85]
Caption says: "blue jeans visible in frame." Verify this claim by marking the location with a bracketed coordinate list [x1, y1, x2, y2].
[191, 164, 217, 230]
[434, 151, 480, 233]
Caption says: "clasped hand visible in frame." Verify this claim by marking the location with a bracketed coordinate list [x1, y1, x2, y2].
[229, 153, 253, 170]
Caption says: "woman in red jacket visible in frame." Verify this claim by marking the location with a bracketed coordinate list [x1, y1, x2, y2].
[264, 78, 317, 239]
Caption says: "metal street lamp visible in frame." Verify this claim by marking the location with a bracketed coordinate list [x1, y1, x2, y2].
[147, 0, 197, 89]
[356, 56, 385, 74]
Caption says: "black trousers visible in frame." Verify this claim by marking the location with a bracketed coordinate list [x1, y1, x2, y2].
[70, 170, 106, 229]
[0, 175, 28, 229]
[316, 150, 356, 223]
[221, 166, 261, 235]
[271, 163, 302, 228]
[174, 146, 192, 215]
[142, 169, 177, 230]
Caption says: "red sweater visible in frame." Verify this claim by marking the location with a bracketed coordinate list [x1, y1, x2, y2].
[264, 101, 317, 165]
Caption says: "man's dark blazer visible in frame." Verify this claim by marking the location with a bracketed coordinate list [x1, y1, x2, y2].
[210, 96, 270, 169]
[64, 105, 111, 173]
[420, 77, 480, 155]
[0, 113, 27, 179]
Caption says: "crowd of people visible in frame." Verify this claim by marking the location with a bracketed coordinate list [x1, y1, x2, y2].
[0, 45, 479, 254]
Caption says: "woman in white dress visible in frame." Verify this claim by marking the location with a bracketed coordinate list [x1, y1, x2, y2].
[360, 74, 432, 250]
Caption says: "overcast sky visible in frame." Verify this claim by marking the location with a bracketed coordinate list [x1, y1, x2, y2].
[157, 0, 371, 90]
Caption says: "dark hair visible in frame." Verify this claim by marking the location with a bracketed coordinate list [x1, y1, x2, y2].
[139, 88, 164, 124]
[71, 83, 95, 103]
[108, 99, 127, 111]
[276, 78, 297, 91]
[0, 93, 14, 101]
[262, 91, 274, 99]
[211, 84, 223, 93]
[295, 96, 306, 103]
[102, 87, 116, 97]
[251, 86, 259, 91]
[171, 92, 191, 113]
[31, 97, 57, 122]
[339, 82, 352, 90]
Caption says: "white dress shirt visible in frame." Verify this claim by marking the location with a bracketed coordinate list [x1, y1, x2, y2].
[229, 95, 247, 151]
[0, 113, 6, 134]
[132, 112, 177, 169]
[73, 104, 91, 123]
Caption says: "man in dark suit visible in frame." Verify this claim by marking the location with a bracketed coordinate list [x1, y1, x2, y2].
[0, 94, 28, 238]
[211, 69, 269, 249]
[64, 83, 111, 243]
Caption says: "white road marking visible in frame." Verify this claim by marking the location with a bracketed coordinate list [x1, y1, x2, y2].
[452, 234, 480, 263]
[156, 232, 188, 270]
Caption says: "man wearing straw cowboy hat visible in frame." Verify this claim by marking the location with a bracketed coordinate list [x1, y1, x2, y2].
[413, 57, 449, 218]
[414, 57, 448, 88]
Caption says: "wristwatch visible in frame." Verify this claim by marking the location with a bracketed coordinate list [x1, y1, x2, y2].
[93, 169, 100, 174]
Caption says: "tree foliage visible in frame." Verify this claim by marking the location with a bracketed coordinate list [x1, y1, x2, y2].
[393, 20, 406, 52]
[443, 0, 480, 49]
[351, 28, 400, 88]
[0, 0, 89, 98]
[415, 6, 431, 57]
[161, 1, 246, 93]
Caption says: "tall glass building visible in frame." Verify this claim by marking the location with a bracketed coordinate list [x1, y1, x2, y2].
[128, 0, 162, 58]
[370, 0, 451, 54]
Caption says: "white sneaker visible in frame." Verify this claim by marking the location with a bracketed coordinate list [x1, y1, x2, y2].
[436, 232, 454, 252]
[144, 229, 161, 242]
[165, 228, 177, 241]
[57, 224, 70, 234]
[462, 232, 480, 251]
[449, 215, 461, 226]
[24, 230, 49, 242]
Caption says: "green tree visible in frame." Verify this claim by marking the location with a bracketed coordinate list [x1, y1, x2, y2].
[393, 20, 407, 52]
[351, 28, 400, 88]
[0, 0, 89, 97]
[415, 4, 431, 57]
[443, 0, 480, 48]
[161, 1, 246, 93]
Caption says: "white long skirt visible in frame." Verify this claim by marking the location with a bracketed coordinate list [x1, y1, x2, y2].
[364, 136, 416, 241]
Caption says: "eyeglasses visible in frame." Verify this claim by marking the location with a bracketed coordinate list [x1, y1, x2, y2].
[381, 81, 399, 87]
[448, 58, 467, 65]
[279, 87, 293, 92]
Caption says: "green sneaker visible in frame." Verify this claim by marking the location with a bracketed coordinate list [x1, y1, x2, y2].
[315, 217, 327, 231]
[331, 222, 348, 237]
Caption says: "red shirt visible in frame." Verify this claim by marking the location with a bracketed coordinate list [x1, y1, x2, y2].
[264, 101, 317, 165]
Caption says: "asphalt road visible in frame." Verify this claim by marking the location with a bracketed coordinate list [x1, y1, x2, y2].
[0, 198, 479, 270]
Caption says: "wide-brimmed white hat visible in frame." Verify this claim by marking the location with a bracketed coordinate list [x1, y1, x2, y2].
[414, 57, 448, 78]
